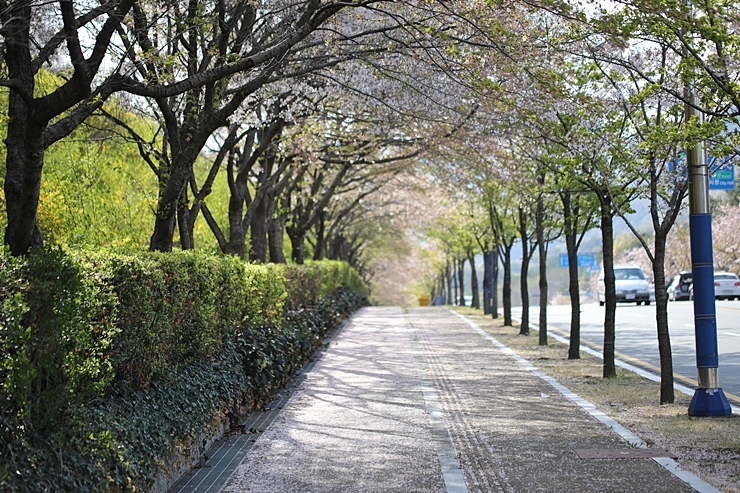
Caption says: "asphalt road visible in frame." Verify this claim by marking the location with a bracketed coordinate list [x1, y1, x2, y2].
[518, 301, 740, 405]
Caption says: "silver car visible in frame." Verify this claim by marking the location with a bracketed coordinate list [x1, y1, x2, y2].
[598, 265, 651, 306]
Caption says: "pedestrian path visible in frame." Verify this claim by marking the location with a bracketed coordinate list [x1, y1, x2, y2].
[180, 306, 718, 492]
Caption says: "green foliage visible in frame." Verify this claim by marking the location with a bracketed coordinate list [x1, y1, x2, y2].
[244, 263, 288, 327]
[285, 260, 368, 311]
[96, 251, 282, 388]
[7, 108, 158, 250]
[0, 248, 366, 492]
[0, 247, 119, 434]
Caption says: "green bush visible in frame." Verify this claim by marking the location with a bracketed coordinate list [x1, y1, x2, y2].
[0, 247, 118, 434]
[0, 247, 367, 492]
[98, 252, 285, 388]
[284, 260, 368, 311]
[0, 247, 120, 492]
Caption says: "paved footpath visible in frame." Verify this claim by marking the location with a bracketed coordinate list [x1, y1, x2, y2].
[219, 306, 710, 493]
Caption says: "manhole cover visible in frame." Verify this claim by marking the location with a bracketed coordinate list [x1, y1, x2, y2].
[575, 448, 677, 459]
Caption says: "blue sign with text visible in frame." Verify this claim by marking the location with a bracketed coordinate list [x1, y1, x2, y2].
[669, 153, 736, 190]
[559, 253, 598, 268]
[708, 156, 735, 190]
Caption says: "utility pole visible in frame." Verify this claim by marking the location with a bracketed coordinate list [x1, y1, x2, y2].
[685, 89, 732, 416]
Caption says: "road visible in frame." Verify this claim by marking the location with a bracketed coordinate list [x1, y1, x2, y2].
[517, 301, 740, 404]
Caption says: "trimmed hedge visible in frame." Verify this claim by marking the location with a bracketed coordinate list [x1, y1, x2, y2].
[0, 248, 368, 492]
[102, 254, 287, 388]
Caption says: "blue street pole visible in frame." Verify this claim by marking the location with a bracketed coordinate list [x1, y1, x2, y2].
[686, 90, 732, 416]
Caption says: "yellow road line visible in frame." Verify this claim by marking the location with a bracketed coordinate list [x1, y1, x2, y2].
[717, 305, 740, 313]
[546, 325, 740, 406]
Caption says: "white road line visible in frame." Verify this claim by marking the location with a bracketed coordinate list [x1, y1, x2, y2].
[724, 332, 740, 338]
[452, 311, 724, 493]
[407, 317, 469, 493]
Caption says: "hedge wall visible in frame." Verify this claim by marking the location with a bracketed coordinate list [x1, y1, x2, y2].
[0, 248, 368, 492]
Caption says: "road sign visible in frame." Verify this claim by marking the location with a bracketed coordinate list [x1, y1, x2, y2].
[577, 253, 595, 267]
[708, 156, 735, 190]
[559, 254, 568, 267]
[668, 153, 736, 190]
[559, 253, 598, 268]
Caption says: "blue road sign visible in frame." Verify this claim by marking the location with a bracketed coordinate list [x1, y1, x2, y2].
[577, 253, 595, 267]
[559, 254, 568, 267]
[559, 253, 598, 268]
[708, 156, 735, 190]
[668, 153, 736, 190]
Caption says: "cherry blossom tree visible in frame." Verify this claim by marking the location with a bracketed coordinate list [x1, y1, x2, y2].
[713, 204, 740, 272]
[588, 0, 740, 125]
[586, 43, 696, 402]
[114, 0, 413, 252]
[0, 0, 400, 255]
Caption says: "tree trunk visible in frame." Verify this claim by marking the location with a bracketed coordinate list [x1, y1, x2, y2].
[177, 190, 194, 250]
[469, 250, 480, 309]
[268, 211, 288, 263]
[482, 249, 490, 314]
[313, 212, 326, 260]
[457, 257, 466, 306]
[223, 180, 248, 258]
[4, 93, 45, 255]
[519, 208, 530, 335]
[149, 181, 185, 252]
[327, 234, 343, 260]
[249, 195, 269, 262]
[440, 274, 445, 305]
[492, 250, 499, 319]
[537, 196, 548, 346]
[653, 234, 675, 403]
[149, 145, 203, 252]
[519, 258, 530, 335]
[3, 14, 45, 256]
[446, 260, 452, 305]
[287, 227, 306, 264]
[452, 259, 458, 305]
[502, 246, 512, 326]
[563, 193, 582, 359]
[600, 201, 617, 378]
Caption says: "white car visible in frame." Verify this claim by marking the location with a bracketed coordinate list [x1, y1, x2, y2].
[689, 272, 740, 301]
[714, 272, 740, 300]
[598, 265, 651, 306]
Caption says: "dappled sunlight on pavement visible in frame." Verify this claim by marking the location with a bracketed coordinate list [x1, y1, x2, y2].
[221, 306, 705, 493]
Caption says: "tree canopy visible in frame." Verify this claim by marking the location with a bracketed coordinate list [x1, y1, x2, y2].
[2, 0, 740, 363]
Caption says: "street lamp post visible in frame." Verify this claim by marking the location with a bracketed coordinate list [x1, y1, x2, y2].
[685, 90, 732, 416]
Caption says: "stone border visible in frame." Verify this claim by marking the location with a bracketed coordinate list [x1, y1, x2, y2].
[167, 319, 349, 493]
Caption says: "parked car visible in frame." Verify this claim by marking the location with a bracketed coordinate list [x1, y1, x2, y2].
[598, 265, 651, 306]
[715, 272, 740, 300]
[666, 271, 693, 301]
[689, 272, 740, 301]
